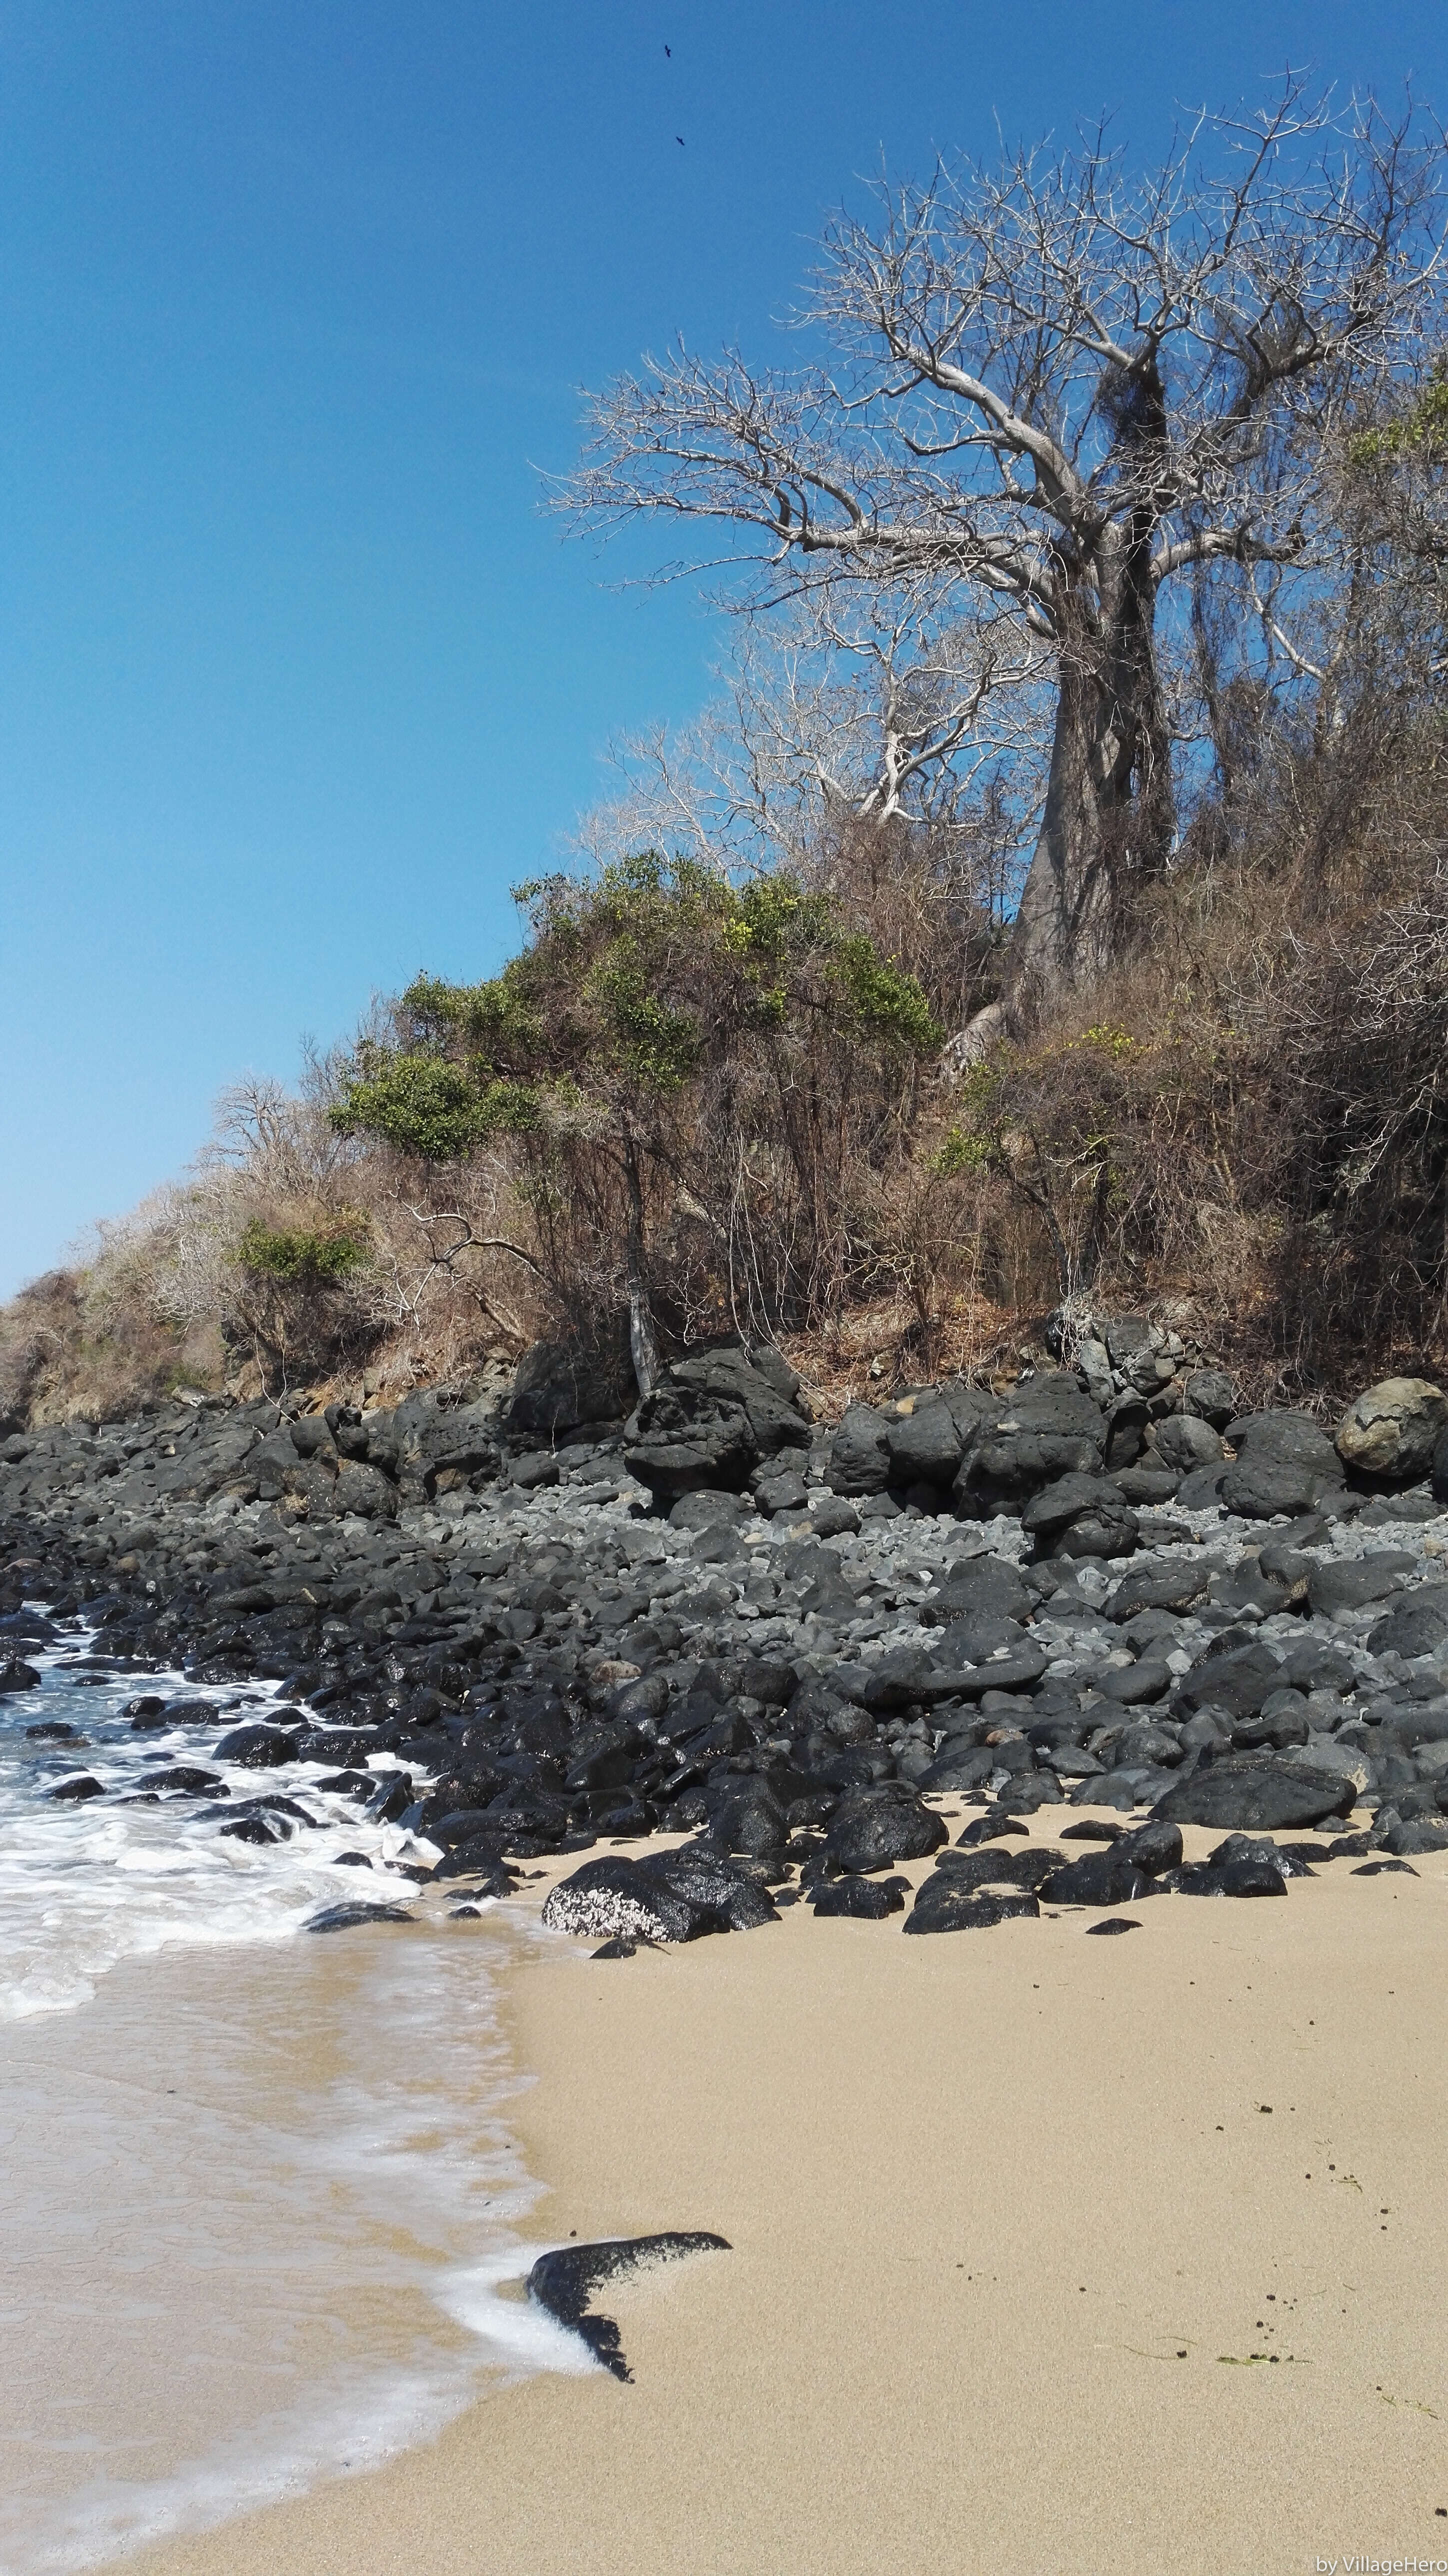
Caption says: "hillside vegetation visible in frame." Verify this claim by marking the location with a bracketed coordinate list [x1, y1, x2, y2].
[7, 92, 1448, 1429]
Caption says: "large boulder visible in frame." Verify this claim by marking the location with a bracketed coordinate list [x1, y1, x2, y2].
[1152, 1756, 1356, 1830]
[1335, 1378, 1448, 1486]
[1040, 1849, 1156, 1906]
[828, 1403, 893, 1496]
[1182, 1368, 1237, 1429]
[624, 1386, 758, 1502]
[825, 1783, 947, 1872]
[542, 1856, 714, 1944]
[1021, 1472, 1138, 1560]
[668, 1348, 810, 1456]
[904, 1882, 1040, 1934]
[624, 1350, 808, 1505]
[882, 1384, 996, 1491]
[542, 1846, 778, 1944]
[638, 1842, 779, 1930]
[510, 1334, 633, 1438]
[1152, 1414, 1226, 1474]
[366, 1392, 500, 1500]
[953, 1376, 1108, 1513]
[1220, 1410, 1344, 1520]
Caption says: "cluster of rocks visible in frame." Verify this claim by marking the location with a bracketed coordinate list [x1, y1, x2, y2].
[6, 1332, 1448, 1942]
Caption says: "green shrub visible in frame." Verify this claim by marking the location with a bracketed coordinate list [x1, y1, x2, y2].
[236, 1220, 370, 1287]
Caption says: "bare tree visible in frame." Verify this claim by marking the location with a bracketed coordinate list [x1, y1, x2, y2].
[558, 84, 1446, 1014]
[574, 590, 1050, 926]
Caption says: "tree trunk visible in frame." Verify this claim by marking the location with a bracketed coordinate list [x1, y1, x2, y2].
[620, 1130, 660, 1398]
[1008, 474, 1176, 1022]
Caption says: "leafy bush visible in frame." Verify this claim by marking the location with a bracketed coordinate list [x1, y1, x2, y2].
[328, 850, 946, 1348]
[236, 1221, 370, 1286]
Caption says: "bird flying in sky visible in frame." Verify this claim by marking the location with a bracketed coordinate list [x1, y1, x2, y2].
[676, 134, 684, 146]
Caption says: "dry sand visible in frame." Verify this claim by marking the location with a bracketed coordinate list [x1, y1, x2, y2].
[129, 1818, 1448, 2576]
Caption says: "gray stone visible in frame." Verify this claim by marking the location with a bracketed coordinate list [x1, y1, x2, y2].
[1307, 1553, 1414, 1618]
[828, 1404, 893, 1497]
[925, 1556, 1032, 1626]
[1096, 1657, 1173, 1706]
[884, 1398, 967, 1487]
[1106, 1560, 1212, 1622]
[1360, 1576, 1442, 1658]
[954, 1376, 1108, 1512]
[1183, 1370, 1237, 1429]
[1152, 1414, 1225, 1474]
[1336, 1378, 1448, 1486]
[1021, 1472, 1122, 1538]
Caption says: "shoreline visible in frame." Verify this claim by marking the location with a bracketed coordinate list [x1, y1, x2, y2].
[126, 1830, 1448, 2576]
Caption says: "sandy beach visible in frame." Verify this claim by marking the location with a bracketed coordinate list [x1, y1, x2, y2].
[124, 1818, 1448, 2576]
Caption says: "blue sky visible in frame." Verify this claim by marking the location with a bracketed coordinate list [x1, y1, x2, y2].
[2, 0, 1444, 1296]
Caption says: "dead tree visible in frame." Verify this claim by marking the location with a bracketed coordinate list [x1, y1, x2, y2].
[558, 85, 1446, 1016]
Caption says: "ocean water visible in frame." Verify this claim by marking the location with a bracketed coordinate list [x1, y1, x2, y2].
[0, 1614, 589, 2574]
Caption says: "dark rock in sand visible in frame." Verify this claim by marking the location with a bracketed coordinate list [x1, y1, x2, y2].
[526, 2231, 730, 2381]
[903, 1881, 1041, 1934]
[1152, 1758, 1355, 1830]
[1040, 1849, 1154, 1908]
[931, 1845, 1060, 1894]
[810, 1874, 907, 1918]
[304, 1900, 416, 1931]
[824, 1783, 947, 1874]
[705, 1780, 789, 1860]
[638, 1842, 779, 1930]
[1086, 1917, 1141, 1934]
[1376, 1814, 1448, 1856]
[542, 1848, 764, 1944]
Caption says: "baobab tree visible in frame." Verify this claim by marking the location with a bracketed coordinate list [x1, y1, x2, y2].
[559, 86, 1446, 1016]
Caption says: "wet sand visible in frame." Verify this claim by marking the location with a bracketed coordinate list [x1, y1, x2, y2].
[128, 1820, 1448, 2576]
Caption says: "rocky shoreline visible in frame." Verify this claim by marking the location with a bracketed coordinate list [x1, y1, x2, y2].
[6, 1327, 1448, 1940]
